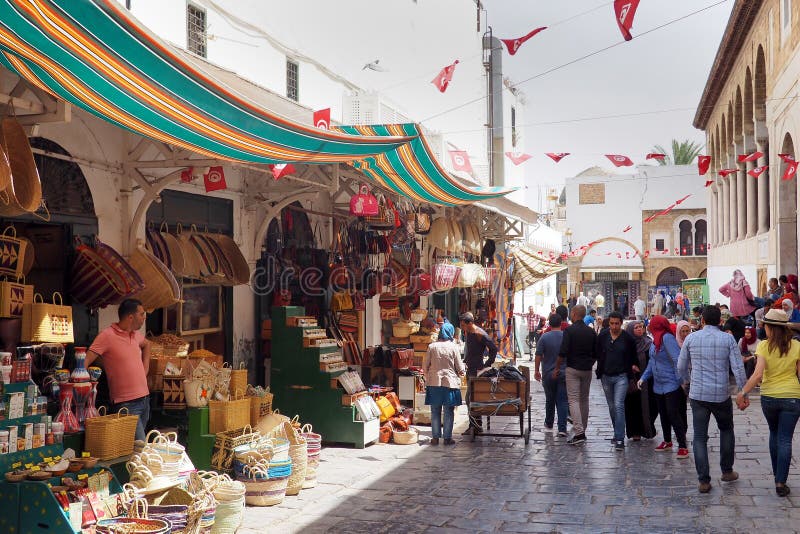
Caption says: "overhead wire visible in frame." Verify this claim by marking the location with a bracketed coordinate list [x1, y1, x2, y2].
[420, 0, 733, 124]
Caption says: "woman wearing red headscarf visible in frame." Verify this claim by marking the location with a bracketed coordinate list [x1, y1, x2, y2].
[638, 315, 689, 458]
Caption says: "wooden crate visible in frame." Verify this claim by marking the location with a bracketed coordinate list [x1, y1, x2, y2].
[469, 378, 527, 414]
[320, 361, 347, 373]
[303, 337, 338, 348]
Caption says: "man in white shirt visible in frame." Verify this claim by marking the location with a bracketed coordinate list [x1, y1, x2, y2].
[576, 292, 590, 309]
[633, 296, 647, 320]
[594, 293, 605, 316]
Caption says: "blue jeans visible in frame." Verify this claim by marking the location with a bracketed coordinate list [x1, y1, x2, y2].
[430, 404, 455, 440]
[542, 371, 568, 432]
[691, 398, 735, 483]
[761, 396, 800, 484]
[115, 396, 150, 442]
[601, 374, 629, 442]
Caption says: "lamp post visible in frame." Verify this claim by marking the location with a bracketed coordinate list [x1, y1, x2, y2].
[564, 228, 573, 253]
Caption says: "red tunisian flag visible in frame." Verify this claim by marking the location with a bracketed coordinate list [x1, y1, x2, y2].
[614, 0, 641, 41]
[606, 154, 634, 167]
[545, 152, 569, 163]
[313, 108, 330, 130]
[204, 166, 227, 192]
[718, 168, 738, 178]
[705, 180, 715, 187]
[505, 152, 532, 166]
[748, 165, 768, 178]
[431, 60, 459, 93]
[738, 151, 763, 162]
[500, 27, 547, 55]
[449, 150, 473, 173]
[658, 204, 676, 216]
[646, 153, 666, 161]
[269, 163, 296, 180]
[675, 194, 692, 204]
[697, 155, 712, 175]
[779, 153, 796, 163]
[783, 160, 799, 181]
[622, 225, 632, 232]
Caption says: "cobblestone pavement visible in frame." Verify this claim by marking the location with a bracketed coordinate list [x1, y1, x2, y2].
[239, 363, 799, 533]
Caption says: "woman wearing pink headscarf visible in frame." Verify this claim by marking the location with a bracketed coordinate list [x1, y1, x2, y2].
[719, 269, 757, 318]
[675, 320, 691, 348]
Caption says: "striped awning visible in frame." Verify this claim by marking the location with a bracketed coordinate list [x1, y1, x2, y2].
[0, 0, 411, 163]
[509, 245, 566, 292]
[335, 123, 516, 206]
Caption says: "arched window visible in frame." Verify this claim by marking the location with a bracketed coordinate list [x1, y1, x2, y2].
[656, 267, 688, 286]
[679, 220, 693, 256]
[695, 219, 707, 255]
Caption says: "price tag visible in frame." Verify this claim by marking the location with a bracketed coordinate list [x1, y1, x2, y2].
[47, 462, 55, 468]
[11, 462, 21, 469]
[30, 466, 40, 472]
[43, 457, 52, 463]
[82, 452, 91, 458]
[54, 456, 61, 461]
[24, 463, 32, 469]
[77, 473, 88, 480]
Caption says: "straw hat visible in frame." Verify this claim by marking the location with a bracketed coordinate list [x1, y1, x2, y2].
[427, 217, 452, 252]
[763, 309, 800, 329]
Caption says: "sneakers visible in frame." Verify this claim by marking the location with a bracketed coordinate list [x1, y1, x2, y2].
[557, 431, 567, 437]
[676, 448, 690, 459]
[567, 434, 586, 445]
[654, 441, 673, 451]
[698, 482, 712, 493]
[721, 471, 739, 482]
[614, 440, 625, 451]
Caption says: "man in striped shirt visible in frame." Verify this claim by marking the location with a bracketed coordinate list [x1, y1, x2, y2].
[678, 305, 747, 494]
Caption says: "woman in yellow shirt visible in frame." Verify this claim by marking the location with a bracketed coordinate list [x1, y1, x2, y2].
[737, 309, 800, 497]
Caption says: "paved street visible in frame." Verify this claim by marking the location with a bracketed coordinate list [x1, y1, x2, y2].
[239, 364, 799, 533]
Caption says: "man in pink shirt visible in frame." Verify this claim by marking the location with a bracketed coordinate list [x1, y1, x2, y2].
[86, 299, 151, 441]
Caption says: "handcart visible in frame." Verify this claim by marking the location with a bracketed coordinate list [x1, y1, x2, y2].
[467, 366, 532, 444]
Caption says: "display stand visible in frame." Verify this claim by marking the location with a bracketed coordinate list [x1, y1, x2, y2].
[467, 367, 532, 444]
[270, 306, 379, 448]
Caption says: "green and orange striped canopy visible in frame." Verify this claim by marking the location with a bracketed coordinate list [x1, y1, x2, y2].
[0, 0, 410, 163]
[335, 123, 516, 205]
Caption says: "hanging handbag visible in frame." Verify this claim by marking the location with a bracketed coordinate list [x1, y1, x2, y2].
[21, 292, 74, 343]
[433, 262, 462, 291]
[364, 195, 395, 229]
[458, 263, 482, 288]
[0, 226, 28, 278]
[349, 185, 379, 217]
[414, 205, 432, 235]
[0, 275, 32, 318]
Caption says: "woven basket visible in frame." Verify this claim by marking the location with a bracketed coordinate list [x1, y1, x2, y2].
[84, 406, 139, 460]
[95, 239, 144, 297]
[202, 233, 235, 286]
[392, 320, 417, 338]
[207, 233, 250, 285]
[209, 392, 250, 434]
[285, 440, 308, 496]
[128, 247, 181, 312]
[392, 428, 419, 445]
[175, 224, 203, 280]
[71, 243, 130, 309]
[0, 117, 40, 216]
[238, 463, 291, 507]
[229, 365, 248, 398]
[189, 228, 226, 284]
[410, 308, 428, 322]
[210, 425, 261, 473]
[249, 392, 273, 427]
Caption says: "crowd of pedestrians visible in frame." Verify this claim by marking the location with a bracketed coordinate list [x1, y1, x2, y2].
[528, 269, 800, 497]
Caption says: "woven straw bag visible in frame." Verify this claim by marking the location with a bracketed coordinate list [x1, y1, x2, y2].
[0, 226, 27, 278]
[175, 224, 203, 279]
[84, 406, 139, 460]
[206, 233, 250, 285]
[21, 292, 74, 343]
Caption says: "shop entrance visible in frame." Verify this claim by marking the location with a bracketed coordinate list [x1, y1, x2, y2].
[585, 272, 639, 318]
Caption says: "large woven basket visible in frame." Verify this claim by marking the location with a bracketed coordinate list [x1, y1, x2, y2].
[84, 406, 139, 460]
[393, 428, 419, 445]
[238, 462, 291, 507]
[209, 394, 251, 435]
[249, 393, 273, 427]
[175, 224, 203, 280]
[285, 439, 308, 496]
[0, 117, 40, 216]
[128, 247, 180, 312]
[202, 233, 235, 286]
[95, 239, 144, 297]
[210, 425, 262, 473]
[71, 243, 131, 309]
[207, 233, 250, 285]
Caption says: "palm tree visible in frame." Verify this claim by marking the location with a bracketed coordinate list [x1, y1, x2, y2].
[650, 139, 704, 166]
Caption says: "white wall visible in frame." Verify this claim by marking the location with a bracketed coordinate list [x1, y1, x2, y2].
[514, 274, 559, 318]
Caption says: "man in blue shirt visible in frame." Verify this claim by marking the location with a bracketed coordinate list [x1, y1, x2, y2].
[583, 309, 597, 327]
[534, 313, 568, 436]
[678, 305, 747, 493]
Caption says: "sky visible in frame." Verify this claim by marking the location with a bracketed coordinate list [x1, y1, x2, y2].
[203, 0, 734, 210]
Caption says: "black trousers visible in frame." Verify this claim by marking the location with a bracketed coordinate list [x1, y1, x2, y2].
[654, 388, 688, 448]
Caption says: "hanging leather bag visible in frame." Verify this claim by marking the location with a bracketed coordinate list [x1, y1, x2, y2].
[350, 185, 379, 217]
